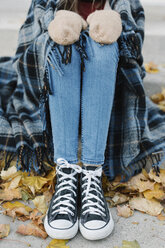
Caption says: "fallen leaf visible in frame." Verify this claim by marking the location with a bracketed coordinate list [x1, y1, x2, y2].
[46, 239, 69, 248]
[0, 188, 22, 201]
[145, 62, 159, 74]
[21, 189, 33, 201]
[115, 240, 141, 248]
[117, 205, 134, 218]
[157, 213, 165, 221]
[17, 223, 47, 239]
[3, 201, 32, 212]
[143, 183, 165, 200]
[32, 195, 48, 214]
[149, 169, 165, 186]
[0, 224, 10, 238]
[110, 192, 129, 206]
[29, 209, 45, 226]
[0, 166, 17, 180]
[132, 222, 139, 225]
[4, 207, 30, 220]
[22, 176, 48, 193]
[129, 197, 163, 216]
[158, 105, 165, 112]
[150, 93, 164, 104]
[43, 190, 53, 203]
[127, 173, 155, 193]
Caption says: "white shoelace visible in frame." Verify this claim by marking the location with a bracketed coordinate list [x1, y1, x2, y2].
[51, 158, 82, 216]
[82, 167, 106, 217]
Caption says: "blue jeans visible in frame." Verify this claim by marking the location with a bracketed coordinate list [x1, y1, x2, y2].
[47, 33, 119, 165]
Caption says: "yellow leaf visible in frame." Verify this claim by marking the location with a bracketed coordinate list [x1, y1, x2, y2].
[22, 176, 48, 192]
[32, 195, 48, 214]
[143, 183, 165, 200]
[120, 240, 141, 248]
[129, 197, 163, 216]
[158, 104, 165, 112]
[3, 201, 32, 212]
[117, 204, 134, 218]
[46, 239, 70, 248]
[0, 224, 10, 238]
[150, 93, 164, 104]
[145, 62, 159, 74]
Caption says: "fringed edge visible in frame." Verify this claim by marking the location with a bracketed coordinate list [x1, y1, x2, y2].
[1, 143, 55, 176]
[120, 149, 165, 182]
[103, 149, 165, 182]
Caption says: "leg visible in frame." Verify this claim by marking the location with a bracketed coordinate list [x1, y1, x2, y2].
[79, 37, 119, 240]
[44, 44, 82, 239]
[47, 44, 81, 164]
[81, 37, 119, 165]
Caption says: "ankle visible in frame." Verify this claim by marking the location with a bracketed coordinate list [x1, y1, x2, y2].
[83, 163, 102, 168]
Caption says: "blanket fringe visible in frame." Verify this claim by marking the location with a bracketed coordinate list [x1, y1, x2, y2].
[2, 146, 55, 176]
[103, 149, 165, 182]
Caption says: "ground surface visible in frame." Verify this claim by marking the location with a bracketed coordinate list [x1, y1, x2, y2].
[0, 0, 165, 247]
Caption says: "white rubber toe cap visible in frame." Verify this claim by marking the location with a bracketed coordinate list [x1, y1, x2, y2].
[84, 220, 106, 229]
[50, 219, 73, 229]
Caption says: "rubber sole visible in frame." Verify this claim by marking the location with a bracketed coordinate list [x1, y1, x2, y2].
[79, 212, 114, 241]
[44, 215, 78, 240]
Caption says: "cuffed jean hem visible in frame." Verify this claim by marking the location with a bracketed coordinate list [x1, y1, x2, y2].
[54, 158, 79, 164]
[81, 158, 104, 165]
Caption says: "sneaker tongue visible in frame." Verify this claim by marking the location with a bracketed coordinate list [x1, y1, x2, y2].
[61, 167, 73, 174]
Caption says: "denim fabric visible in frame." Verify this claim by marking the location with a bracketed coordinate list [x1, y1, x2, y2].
[47, 35, 119, 165]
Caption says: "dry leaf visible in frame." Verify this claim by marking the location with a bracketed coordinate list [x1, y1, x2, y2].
[157, 213, 165, 221]
[158, 105, 165, 112]
[4, 207, 30, 220]
[127, 173, 155, 193]
[145, 62, 159, 74]
[116, 240, 141, 248]
[32, 195, 48, 214]
[43, 190, 53, 203]
[46, 239, 69, 248]
[17, 223, 47, 239]
[150, 93, 164, 104]
[22, 176, 48, 192]
[117, 205, 134, 218]
[149, 169, 165, 185]
[110, 192, 129, 206]
[0, 224, 10, 238]
[30, 209, 45, 226]
[0, 166, 17, 180]
[3, 201, 32, 212]
[129, 197, 163, 216]
[0, 188, 22, 201]
[143, 183, 165, 200]
[162, 88, 165, 98]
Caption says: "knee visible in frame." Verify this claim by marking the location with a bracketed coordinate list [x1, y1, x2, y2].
[92, 41, 119, 64]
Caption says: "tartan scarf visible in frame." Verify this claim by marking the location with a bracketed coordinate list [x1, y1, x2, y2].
[0, 0, 165, 181]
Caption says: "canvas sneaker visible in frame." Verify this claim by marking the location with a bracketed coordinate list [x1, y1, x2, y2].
[44, 158, 82, 239]
[79, 165, 114, 240]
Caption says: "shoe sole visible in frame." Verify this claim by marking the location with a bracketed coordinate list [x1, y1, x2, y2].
[44, 215, 78, 239]
[79, 211, 114, 241]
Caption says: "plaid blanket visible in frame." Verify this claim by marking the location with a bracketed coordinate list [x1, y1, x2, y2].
[0, 0, 165, 181]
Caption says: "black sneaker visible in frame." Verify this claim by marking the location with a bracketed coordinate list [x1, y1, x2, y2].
[79, 165, 114, 240]
[44, 158, 82, 239]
